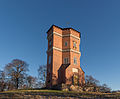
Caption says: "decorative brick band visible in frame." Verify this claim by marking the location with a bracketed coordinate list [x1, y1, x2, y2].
[63, 34, 80, 40]
[47, 47, 81, 55]
[47, 32, 80, 40]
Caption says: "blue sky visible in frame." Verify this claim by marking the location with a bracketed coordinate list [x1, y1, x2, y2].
[0, 0, 120, 90]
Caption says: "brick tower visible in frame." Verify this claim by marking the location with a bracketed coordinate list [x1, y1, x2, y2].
[46, 25, 85, 88]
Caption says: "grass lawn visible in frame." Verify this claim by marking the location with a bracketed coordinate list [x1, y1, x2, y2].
[0, 89, 120, 98]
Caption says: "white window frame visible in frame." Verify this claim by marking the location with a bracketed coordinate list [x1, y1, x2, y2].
[74, 57, 77, 65]
[64, 58, 69, 64]
[73, 41, 77, 49]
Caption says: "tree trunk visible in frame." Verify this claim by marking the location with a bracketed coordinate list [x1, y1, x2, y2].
[16, 78, 19, 89]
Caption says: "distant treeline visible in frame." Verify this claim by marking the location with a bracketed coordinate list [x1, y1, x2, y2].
[0, 59, 111, 93]
[0, 59, 46, 91]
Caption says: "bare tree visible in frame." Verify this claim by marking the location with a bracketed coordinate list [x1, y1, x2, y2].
[5, 59, 29, 89]
[26, 75, 37, 88]
[100, 84, 111, 93]
[85, 75, 100, 87]
[38, 65, 46, 88]
[0, 70, 6, 91]
[85, 75, 111, 92]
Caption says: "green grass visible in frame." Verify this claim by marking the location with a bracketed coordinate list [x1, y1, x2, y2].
[0, 89, 110, 94]
[1, 89, 65, 93]
[0, 89, 120, 98]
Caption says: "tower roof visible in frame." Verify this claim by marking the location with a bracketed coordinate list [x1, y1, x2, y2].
[47, 25, 81, 35]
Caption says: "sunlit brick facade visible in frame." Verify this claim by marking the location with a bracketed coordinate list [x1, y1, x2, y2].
[46, 25, 85, 88]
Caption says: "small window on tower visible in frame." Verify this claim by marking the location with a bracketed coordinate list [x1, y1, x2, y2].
[64, 58, 69, 64]
[73, 41, 77, 49]
[65, 42, 68, 46]
[74, 57, 77, 65]
[49, 56, 51, 64]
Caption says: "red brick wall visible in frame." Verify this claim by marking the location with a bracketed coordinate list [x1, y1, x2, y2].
[46, 25, 85, 88]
